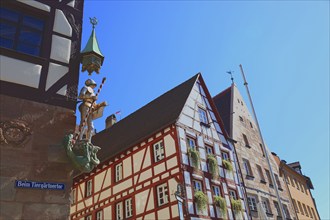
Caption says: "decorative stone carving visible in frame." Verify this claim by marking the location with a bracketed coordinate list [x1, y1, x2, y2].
[62, 134, 100, 173]
[0, 120, 32, 146]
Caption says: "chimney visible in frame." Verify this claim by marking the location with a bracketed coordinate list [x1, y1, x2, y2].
[105, 114, 117, 129]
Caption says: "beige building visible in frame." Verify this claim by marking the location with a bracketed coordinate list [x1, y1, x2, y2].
[273, 155, 320, 220]
[213, 83, 295, 220]
[70, 74, 249, 220]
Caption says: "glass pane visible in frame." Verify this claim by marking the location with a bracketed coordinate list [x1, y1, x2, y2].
[17, 43, 40, 56]
[0, 37, 14, 48]
[0, 22, 16, 39]
[19, 28, 42, 45]
[23, 15, 44, 30]
[0, 7, 19, 22]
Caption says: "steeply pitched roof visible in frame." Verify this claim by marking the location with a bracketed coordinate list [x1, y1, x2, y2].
[81, 29, 104, 57]
[213, 85, 232, 136]
[93, 74, 199, 162]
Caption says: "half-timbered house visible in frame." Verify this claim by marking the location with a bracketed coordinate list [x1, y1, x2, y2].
[70, 73, 249, 220]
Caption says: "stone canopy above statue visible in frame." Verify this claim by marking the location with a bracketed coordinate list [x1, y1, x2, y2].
[80, 17, 105, 75]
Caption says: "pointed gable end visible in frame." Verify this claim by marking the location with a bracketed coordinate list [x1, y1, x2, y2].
[93, 74, 199, 162]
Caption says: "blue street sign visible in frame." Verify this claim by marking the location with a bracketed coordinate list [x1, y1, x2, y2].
[15, 180, 65, 190]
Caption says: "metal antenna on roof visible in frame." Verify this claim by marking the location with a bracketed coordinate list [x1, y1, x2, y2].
[227, 71, 234, 83]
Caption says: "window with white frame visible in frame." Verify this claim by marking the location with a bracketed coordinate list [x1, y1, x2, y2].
[125, 198, 133, 218]
[206, 145, 213, 155]
[71, 188, 76, 204]
[96, 210, 103, 220]
[221, 151, 229, 161]
[156, 183, 168, 206]
[153, 140, 165, 162]
[115, 163, 123, 182]
[86, 180, 92, 197]
[193, 180, 202, 192]
[229, 190, 237, 200]
[212, 185, 221, 196]
[187, 137, 196, 150]
[247, 196, 257, 211]
[85, 215, 92, 220]
[198, 107, 208, 124]
[116, 202, 123, 220]
[261, 198, 271, 214]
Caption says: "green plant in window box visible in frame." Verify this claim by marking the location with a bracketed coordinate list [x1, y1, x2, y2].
[207, 154, 218, 178]
[188, 148, 200, 169]
[194, 191, 208, 210]
[214, 196, 227, 213]
[222, 159, 233, 172]
[230, 198, 242, 212]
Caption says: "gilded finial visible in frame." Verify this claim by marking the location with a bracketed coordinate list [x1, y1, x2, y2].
[89, 17, 98, 29]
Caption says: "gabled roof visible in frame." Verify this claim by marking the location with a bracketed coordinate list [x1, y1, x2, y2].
[213, 85, 232, 136]
[93, 74, 199, 162]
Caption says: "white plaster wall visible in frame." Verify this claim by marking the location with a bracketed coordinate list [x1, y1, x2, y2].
[54, 9, 72, 37]
[0, 55, 41, 88]
[46, 62, 68, 91]
[17, 0, 50, 12]
[50, 35, 71, 63]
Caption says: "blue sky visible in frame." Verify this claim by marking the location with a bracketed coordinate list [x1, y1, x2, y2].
[80, 1, 329, 218]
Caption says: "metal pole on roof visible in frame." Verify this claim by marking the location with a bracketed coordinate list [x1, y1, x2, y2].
[239, 64, 286, 218]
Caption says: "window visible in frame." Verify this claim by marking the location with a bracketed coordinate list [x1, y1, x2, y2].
[198, 107, 208, 124]
[303, 204, 309, 217]
[0, 6, 45, 56]
[153, 140, 165, 162]
[71, 188, 76, 204]
[125, 198, 133, 218]
[193, 180, 202, 192]
[273, 201, 281, 217]
[229, 190, 237, 200]
[85, 215, 92, 220]
[256, 165, 266, 183]
[283, 204, 291, 219]
[292, 199, 299, 213]
[116, 202, 123, 220]
[307, 206, 313, 219]
[221, 151, 229, 161]
[311, 208, 316, 219]
[205, 145, 213, 155]
[300, 182, 305, 193]
[212, 185, 221, 196]
[187, 137, 196, 150]
[239, 116, 244, 122]
[247, 196, 257, 211]
[265, 169, 274, 187]
[86, 180, 92, 197]
[96, 210, 103, 220]
[259, 143, 265, 156]
[297, 201, 304, 215]
[242, 159, 253, 177]
[242, 134, 250, 147]
[115, 163, 123, 182]
[274, 174, 282, 189]
[261, 198, 271, 214]
[290, 176, 295, 187]
[156, 183, 168, 206]
[249, 121, 253, 128]
[294, 179, 300, 190]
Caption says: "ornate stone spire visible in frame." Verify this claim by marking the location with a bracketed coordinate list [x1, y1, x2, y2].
[80, 17, 105, 75]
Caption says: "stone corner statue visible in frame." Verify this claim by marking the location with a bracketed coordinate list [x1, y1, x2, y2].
[63, 77, 107, 173]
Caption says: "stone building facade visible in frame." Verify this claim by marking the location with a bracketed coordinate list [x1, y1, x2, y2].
[0, 0, 84, 219]
[213, 83, 295, 220]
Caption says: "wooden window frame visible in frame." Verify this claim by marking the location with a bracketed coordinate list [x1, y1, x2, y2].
[247, 195, 257, 211]
[187, 136, 197, 150]
[125, 198, 133, 218]
[242, 158, 254, 178]
[228, 189, 237, 200]
[115, 163, 123, 183]
[96, 209, 103, 220]
[116, 201, 123, 220]
[153, 140, 165, 163]
[85, 179, 93, 198]
[205, 145, 214, 155]
[193, 179, 203, 192]
[156, 182, 169, 206]
[221, 151, 230, 161]
[198, 107, 209, 126]
[211, 185, 221, 197]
